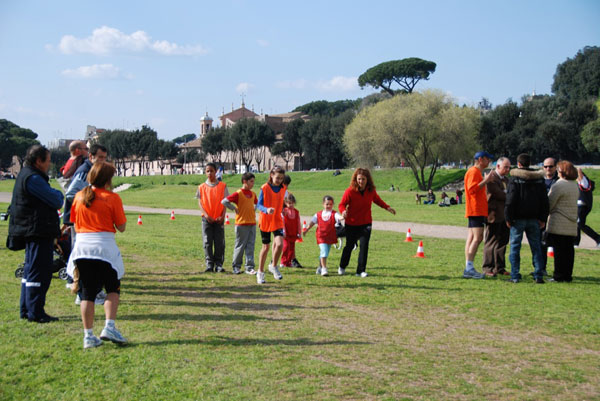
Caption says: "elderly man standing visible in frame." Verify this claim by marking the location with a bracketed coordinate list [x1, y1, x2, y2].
[463, 151, 495, 279]
[8, 145, 64, 323]
[539, 157, 559, 275]
[481, 157, 511, 277]
[505, 153, 549, 284]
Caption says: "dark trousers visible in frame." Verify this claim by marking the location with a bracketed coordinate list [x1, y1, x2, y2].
[548, 233, 575, 282]
[339, 224, 372, 274]
[482, 221, 509, 274]
[576, 204, 600, 245]
[20, 238, 54, 319]
[202, 218, 225, 269]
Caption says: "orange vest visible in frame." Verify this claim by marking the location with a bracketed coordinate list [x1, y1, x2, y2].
[234, 189, 256, 225]
[259, 183, 286, 232]
[198, 181, 226, 219]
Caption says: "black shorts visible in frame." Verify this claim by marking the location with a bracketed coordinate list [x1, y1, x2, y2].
[467, 216, 487, 228]
[260, 229, 284, 245]
[76, 258, 120, 301]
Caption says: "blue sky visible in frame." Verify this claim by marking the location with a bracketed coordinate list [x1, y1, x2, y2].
[0, 0, 598, 145]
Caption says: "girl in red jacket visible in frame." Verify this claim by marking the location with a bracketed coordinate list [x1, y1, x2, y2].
[304, 195, 343, 276]
[281, 193, 302, 268]
[338, 168, 396, 277]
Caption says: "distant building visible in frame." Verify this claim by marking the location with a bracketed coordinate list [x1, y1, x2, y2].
[47, 138, 78, 150]
[85, 125, 105, 142]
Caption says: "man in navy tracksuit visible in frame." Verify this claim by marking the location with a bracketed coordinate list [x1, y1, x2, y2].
[9, 145, 64, 323]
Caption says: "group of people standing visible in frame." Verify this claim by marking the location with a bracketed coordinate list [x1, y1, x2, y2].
[197, 164, 396, 283]
[463, 151, 597, 283]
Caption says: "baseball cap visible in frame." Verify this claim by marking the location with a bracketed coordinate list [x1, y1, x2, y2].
[474, 151, 494, 160]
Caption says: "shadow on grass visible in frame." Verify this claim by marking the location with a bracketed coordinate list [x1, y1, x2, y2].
[134, 336, 371, 347]
[124, 299, 330, 311]
[573, 276, 600, 284]
[119, 313, 296, 322]
[125, 289, 281, 300]
[297, 281, 459, 291]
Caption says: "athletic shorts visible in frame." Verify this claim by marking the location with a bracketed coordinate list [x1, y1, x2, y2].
[76, 258, 120, 301]
[318, 243, 332, 258]
[467, 216, 486, 228]
[260, 229, 284, 245]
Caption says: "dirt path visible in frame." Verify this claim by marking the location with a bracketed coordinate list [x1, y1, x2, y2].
[1, 192, 597, 249]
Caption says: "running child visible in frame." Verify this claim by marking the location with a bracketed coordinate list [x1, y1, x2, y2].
[303, 195, 343, 276]
[281, 193, 302, 268]
[256, 165, 287, 284]
[196, 163, 229, 273]
[222, 172, 258, 275]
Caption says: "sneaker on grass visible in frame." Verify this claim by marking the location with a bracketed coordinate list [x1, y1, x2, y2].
[100, 326, 127, 344]
[338, 267, 345, 276]
[321, 267, 329, 276]
[245, 268, 257, 275]
[268, 264, 282, 280]
[463, 269, 485, 279]
[232, 267, 241, 274]
[95, 290, 106, 305]
[256, 271, 266, 284]
[83, 335, 103, 349]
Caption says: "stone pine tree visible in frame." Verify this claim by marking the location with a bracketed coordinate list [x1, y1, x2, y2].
[358, 58, 436, 96]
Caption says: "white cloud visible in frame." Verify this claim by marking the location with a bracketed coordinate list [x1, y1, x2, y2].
[315, 76, 358, 91]
[257, 39, 269, 47]
[276, 79, 308, 89]
[56, 26, 208, 56]
[61, 64, 132, 79]
[236, 82, 254, 93]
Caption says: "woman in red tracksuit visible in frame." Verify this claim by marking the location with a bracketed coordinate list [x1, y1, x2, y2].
[338, 168, 396, 277]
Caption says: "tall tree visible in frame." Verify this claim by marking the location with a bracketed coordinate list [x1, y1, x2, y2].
[0, 119, 39, 169]
[345, 90, 478, 190]
[293, 99, 361, 117]
[552, 46, 600, 103]
[172, 133, 197, 145]
[201, 127, 225, 165]
[358, 58, 436, 96]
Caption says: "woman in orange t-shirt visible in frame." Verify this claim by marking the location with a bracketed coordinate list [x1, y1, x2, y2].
[67, 161, 128, 349]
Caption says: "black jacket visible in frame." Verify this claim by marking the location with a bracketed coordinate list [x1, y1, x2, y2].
[8, 166, 61, 239]
[505, 168, 549, 224]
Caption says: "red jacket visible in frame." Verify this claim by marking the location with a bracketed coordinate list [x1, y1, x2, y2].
[338, 187, 389, 226]
[316, 210, 337, 244]
[283, 207, 301, 239]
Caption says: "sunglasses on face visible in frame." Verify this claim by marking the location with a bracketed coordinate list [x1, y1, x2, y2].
[543, 165, 555, 168]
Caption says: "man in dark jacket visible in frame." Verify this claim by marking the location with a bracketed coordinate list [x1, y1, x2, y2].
[8, 145, 64, 323]
[504, 153, 549, 284]
[482, 157, 511, 276]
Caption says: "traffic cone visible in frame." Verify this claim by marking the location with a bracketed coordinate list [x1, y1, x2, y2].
[225, 214, 230, 225]
[302, 220, 307, 233]
[170, 210, 175, 220]
[137, 215, 143, 225]
[404, 228, 413, 242]
[547, 246, 554, 258]
[414, 241, 425, 258]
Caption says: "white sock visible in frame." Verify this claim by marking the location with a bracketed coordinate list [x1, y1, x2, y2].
[465, 261, 474, 270]
[84, 328, 94, 338]
[105, 319, 115, 328]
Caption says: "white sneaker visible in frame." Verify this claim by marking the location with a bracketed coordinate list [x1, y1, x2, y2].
[95, 290, 107, 305]
[75, 294, 81, 305]
[83, 335, 103, 349]
[268, 264, 282, 280]
[316, 267, 321, 275]
[65, 282, 73, 290]
[100, 325, 127, 344]
[257, 271, 266, 284]
[356, 272, 368, 278]
[321, 267, 329, 276]
[338, 267, 345, 276]
[245, 268, 257, 275]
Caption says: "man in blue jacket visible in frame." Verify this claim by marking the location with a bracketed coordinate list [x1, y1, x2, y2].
[8, 145, 64, 323]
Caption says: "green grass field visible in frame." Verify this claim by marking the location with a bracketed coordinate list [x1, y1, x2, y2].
[1, 196, 600, 400]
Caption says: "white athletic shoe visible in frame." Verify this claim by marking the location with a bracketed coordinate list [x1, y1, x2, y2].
[83, 335, 103, 349]
[257, 271, 266, 284]
[268, 264, 282, 280]
[75, 294, 81, 305]
[321, 267, 329, 276]
[316, 267, 321, 275]
[94, 290, 107, 305]
[356, 272, 368, 278]
[245, 268, 257, 275]
[100, 325, 127, 344]
[338, 267, 345, 276]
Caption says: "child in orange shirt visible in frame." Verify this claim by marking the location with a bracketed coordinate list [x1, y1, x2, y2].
[196, 163, 229, 273]
[256, 166, 287, 284]
[222, 172, 258, 275]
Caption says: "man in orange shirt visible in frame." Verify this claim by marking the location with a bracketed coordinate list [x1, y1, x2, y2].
[463, 151, 494, 279]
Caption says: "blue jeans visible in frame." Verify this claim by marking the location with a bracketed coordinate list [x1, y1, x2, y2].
[509, 219, 544, 280]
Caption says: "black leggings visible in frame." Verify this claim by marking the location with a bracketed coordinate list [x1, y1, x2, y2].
[339, 224, 372, 274]
[76, 259, 120, 301]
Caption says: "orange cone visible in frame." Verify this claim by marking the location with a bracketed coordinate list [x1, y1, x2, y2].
[302, 220, 307, 233]
[547, 246, 554, 258]
[404, 228, 413, 242]
[137, 215, 143, 225]
[225, 214, 231, 225]
[170, 210, 175, 220]
[414, 240, 425, 258]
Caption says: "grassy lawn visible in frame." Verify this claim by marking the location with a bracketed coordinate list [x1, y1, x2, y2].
[1, 203, 599, 400]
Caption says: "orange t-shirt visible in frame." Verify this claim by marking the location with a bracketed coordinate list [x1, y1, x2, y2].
[71, 188, 127, 233]
[464, 166, 488, 217]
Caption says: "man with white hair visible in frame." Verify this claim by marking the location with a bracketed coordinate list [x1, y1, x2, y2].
[482, 157, 511, 277]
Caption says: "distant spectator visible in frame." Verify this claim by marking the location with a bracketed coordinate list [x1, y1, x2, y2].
[423, 189, 436, 205]
[455, 189, 463, 204]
